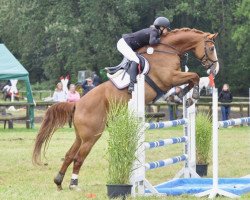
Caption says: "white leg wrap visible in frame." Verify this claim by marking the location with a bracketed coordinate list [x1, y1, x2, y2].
[71, 173, 78, 180]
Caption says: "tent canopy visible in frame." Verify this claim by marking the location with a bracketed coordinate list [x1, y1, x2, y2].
[0, 44, 34, 128]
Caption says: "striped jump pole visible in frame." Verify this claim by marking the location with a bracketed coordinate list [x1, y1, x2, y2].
[219, 117, 250, 128]
[146, 118, 188, 130]
[144, 136, 188, 149]
[145, 154, 188, 170]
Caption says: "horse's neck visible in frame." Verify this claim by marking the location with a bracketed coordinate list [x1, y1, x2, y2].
[164, 31, 206, 53]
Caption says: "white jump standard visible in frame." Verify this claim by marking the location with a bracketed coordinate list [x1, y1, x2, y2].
[128, 74, 199, 196]
[195, 88, 250, 199]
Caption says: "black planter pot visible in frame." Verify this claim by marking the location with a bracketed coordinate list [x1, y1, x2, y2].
[196, 164, 208, 177]
[107, 184, 132, 199]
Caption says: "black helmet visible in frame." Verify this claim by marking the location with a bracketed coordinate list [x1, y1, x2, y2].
[153, 17, 170, 29]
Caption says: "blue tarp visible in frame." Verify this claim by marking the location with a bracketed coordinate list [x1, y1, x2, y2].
[146, 178, 250, 196]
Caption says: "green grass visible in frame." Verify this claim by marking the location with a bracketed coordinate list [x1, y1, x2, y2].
[0, 124, 249, 200]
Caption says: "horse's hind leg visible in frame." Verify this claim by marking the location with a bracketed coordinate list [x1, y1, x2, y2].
[69, 134, 102, 190]
[54, 137, 81, 190]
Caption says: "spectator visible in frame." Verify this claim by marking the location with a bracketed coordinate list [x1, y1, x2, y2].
[219, 83, 233, 121]
[67, 84, 80, 102]
[92, 72, 101, 86]
[52, 82, 67, 102]
[82, 77, 95, 95]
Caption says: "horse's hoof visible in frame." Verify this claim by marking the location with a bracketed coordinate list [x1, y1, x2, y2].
[57, 185, 63, 191]
[192, 85, 200, 99]
[185, 98, 194, 108]
[69, 185, 81, 191]
[54, 172, 65, 190]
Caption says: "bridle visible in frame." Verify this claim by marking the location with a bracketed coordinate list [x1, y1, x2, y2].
[199, 38, 218, 71]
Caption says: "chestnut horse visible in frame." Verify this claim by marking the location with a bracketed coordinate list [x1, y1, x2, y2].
[32, 28, 219, 190]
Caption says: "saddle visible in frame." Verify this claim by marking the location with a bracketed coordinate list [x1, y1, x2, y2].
[106, 55, 149, 90]
[105, 54, 146, 75]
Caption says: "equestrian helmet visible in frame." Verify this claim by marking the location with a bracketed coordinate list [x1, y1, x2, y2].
[153, 17, 170, 29]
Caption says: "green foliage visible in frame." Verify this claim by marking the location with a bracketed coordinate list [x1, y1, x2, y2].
[0, 0, 249, 95]
[106, 100, 141, 184]
[195, 112, 212, 164]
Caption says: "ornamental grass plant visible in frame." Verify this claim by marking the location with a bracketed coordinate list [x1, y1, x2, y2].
[196, 112, 212, 164]
[106, 100, 142, 184]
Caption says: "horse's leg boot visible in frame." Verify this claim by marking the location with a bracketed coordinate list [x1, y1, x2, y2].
[177, 86, 190, 99]
[192, 85, 200, 99]
[128, 61, 138, 93]
[54, 172, 65, 190]
[69, 178, 81, 191]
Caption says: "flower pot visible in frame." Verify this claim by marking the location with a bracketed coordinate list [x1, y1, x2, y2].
[196, 164, 208, 177]
[106, 184, 132, 199]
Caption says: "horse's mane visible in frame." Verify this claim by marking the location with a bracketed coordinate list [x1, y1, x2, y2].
[167, 27, 210, 36]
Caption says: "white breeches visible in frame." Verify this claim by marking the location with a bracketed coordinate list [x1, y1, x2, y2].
[117, 38, 140, 63]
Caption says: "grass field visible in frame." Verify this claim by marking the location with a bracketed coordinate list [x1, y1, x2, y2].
[0, 124, 249, 200]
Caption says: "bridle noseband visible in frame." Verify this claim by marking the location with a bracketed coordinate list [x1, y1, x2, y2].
[200, 39, 218, 71]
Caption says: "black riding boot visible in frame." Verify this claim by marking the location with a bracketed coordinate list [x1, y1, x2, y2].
[128, 61, 138, 93]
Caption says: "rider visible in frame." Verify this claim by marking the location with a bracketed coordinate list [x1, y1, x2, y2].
[117, 17, 171, 93]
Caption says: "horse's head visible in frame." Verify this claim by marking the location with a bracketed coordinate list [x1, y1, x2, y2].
[193, 33, 219, 76]
[158, 28, 220, 76]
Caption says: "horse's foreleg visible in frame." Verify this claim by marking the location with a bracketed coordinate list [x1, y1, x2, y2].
[69, 135, 101, 190]
[54, 138, 81, 190]
[172, 72, 200, 99]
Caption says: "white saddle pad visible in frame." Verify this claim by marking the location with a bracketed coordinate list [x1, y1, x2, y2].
[108, 58, 150, 89]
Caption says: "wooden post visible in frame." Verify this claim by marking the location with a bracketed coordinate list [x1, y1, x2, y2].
[26, 104, 31, 129]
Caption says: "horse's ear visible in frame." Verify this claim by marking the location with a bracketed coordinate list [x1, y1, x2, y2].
[208, 33, 218, 39]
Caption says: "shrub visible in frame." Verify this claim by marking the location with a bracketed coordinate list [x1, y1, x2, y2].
[196, 112, 212, 164]
[106, 100, 141, 184]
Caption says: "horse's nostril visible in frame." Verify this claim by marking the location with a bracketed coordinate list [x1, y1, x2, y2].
[210, 47, 214, 51]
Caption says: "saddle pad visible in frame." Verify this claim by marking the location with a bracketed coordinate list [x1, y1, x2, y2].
[107, 58, 150, 89]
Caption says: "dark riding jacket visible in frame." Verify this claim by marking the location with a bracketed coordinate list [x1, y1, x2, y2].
[122, 27, 161, 50]
[218, 90, 233, 106]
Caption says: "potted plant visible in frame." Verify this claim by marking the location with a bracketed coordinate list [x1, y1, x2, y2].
[195, 112, 212, 176]
[106, 100, 141, 199]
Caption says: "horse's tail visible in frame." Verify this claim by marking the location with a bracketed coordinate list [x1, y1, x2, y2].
[32, 102, 75, 165]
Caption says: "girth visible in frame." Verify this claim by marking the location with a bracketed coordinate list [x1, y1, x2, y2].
[144, 75, 166, 102]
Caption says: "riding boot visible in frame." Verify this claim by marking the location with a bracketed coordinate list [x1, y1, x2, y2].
[128, 61, 138, 93]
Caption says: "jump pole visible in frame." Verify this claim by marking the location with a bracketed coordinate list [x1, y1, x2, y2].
[195, 88, 240, 198]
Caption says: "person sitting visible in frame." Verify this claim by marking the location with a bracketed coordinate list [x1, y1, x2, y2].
[82, 78, 95, 95]
[52, 82, 67, 102]
[117, 17, 171, 93]
[67, 84, 80, 102]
